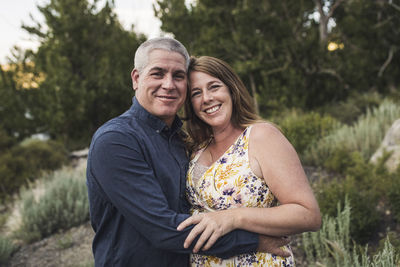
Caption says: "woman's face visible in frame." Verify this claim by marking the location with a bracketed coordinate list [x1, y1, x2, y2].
[189, 71, 233, 130]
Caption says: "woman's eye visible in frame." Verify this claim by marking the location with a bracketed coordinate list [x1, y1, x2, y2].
[191, 91, 200, 97]
[210, 84, 220, 90]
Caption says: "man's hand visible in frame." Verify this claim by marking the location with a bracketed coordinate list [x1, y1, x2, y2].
[258, 235, 291, 257]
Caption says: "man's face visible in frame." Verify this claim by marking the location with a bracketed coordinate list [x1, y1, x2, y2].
[131, 49, 187, 126]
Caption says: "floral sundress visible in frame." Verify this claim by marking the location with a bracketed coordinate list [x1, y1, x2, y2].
[186, 126, 295, 266]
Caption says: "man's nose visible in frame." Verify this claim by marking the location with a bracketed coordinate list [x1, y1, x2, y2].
[162, 74, 174, 89]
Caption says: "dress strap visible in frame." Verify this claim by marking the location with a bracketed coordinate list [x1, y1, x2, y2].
[191, 148, 204, 163]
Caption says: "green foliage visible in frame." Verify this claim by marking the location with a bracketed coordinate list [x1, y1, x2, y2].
[321, 92, 383, 125]
[156, 0, 340, 114]
[378, 232, 400, 257]
[316, 150, 400, 245]
[276, 111, 340, 156]
[156, 0, 400, 114]
[0, 63, 38, 140]
[388, 168, 400, 223]
[302, 199, 351, 266]
[22, 0, 146, 149]
[302, 199, 400, 266]
[0, 139, 68, 201]
[316, 151, 390, 244]
[304, 99, 400, 166]
[316, 176, 380, 244]
[16, 168, 89, 243]
[0, 235, 15, 265]
[333, 0, 400, 95]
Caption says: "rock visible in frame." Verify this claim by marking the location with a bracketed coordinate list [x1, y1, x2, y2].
[370, 118, 400, 172]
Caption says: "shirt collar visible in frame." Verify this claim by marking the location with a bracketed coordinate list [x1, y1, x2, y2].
[129, 97, 183, 134]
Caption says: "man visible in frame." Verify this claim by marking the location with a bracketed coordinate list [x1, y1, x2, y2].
[86, 37, 289, 266]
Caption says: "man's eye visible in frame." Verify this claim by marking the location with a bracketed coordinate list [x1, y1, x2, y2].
[175, 74, 185, 80]
[151, 72, 163, 77]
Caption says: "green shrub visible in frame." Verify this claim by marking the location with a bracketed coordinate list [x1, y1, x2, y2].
[388, 168, 400, 223]
[17, 139, 69, 171]
[321, 91, 382, 125]
[277, 111, 340, 157]
[305, 99, 400, 166]
[16, 168, 89, 243]
[0, 128, 16, 151]
[302, 199, 400, 266]
[316, 175, 381, 244]
[0, 236, 15, 265]
[0, 139, 68, 201]
[316, 151, 387, 244]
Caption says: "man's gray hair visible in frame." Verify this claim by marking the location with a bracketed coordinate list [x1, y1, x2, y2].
[134, 37, 190, 73]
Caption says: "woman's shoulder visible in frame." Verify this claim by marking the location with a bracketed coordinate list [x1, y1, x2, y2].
[249, 122, 295, 156]
[250, 121, 283, 140]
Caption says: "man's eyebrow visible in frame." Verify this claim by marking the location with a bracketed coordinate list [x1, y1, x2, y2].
[174, 69, 186, 75]
[149, 67, 165, 72]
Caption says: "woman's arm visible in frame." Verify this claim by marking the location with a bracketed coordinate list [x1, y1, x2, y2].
[177, 122, 321, 252]
[235, 122, 322, 235]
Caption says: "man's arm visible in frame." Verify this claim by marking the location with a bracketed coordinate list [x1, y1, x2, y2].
[88, 130, 258, 258]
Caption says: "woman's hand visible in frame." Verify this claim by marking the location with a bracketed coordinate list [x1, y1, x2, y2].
[177, 210, 237, 253]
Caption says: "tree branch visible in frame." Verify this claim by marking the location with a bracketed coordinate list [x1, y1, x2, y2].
[327, 0, 346, 19]
[318, 68, 350, 89]
[378, 46, 396, 77]
[389, 1, 400, 12]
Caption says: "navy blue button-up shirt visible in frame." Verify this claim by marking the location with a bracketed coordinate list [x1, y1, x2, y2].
[86, 97, 258, 266]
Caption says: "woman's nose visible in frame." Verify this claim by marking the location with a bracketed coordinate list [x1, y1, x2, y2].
[202, 90, 214, 103]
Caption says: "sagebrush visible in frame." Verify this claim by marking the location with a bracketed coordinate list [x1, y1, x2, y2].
[16, 168, 89, 243]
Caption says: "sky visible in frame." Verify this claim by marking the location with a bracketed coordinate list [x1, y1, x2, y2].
[0, 0, 163, 63]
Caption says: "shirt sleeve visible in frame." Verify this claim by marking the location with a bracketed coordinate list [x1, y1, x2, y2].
[89, 130, 258, 259]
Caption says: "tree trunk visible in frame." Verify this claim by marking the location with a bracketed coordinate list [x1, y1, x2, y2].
[249, 73, 259, 115]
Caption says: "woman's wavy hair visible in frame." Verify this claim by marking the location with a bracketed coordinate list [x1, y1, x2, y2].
[184, 56, 260, 151]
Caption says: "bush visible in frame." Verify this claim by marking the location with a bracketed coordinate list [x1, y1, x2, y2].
[316, 176, 381, 244]
[316, 150, 400, 245]
[277, 111, 340, 157]
[321, 91, 382, 125]
[18, 139, 68, 170]
[0, 236, 15, 265]
[0, 139, 68, 201]
[16, 168, 89, 243]
[388, 168, 400, 223]
[304, 99, 400, 166]
[317, 151, 386, 243]
[0, 128, 16, 151]
[302, 199, 400, 266]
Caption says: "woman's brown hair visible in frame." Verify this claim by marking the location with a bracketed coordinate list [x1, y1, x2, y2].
[184, 56, 260, 151]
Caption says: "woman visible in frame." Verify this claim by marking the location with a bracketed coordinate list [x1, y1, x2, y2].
[178, 56, 321, 266]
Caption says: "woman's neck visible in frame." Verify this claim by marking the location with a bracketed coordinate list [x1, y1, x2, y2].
[210, 123, 244, 149]
[202, 123, 244, 165]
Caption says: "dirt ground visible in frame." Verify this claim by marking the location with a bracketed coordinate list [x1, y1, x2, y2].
[7, 222, 94, 267]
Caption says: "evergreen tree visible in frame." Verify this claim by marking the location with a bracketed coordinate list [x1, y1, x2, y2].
[23, 0, 145, 149]
[156, 0, 400, 115]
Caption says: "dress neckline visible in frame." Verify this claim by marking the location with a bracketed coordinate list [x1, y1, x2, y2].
[193, 126, 250, 169]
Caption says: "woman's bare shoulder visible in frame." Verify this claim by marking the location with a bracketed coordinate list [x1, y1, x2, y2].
[250, 122, 284, 141]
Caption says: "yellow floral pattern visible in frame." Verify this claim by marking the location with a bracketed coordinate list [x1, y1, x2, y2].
[186, 126, 294, 266]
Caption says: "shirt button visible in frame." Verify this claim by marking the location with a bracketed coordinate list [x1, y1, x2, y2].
[156, 130, 160, 133]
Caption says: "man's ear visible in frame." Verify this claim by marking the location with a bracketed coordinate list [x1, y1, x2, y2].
[131, 69, 140, 91]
